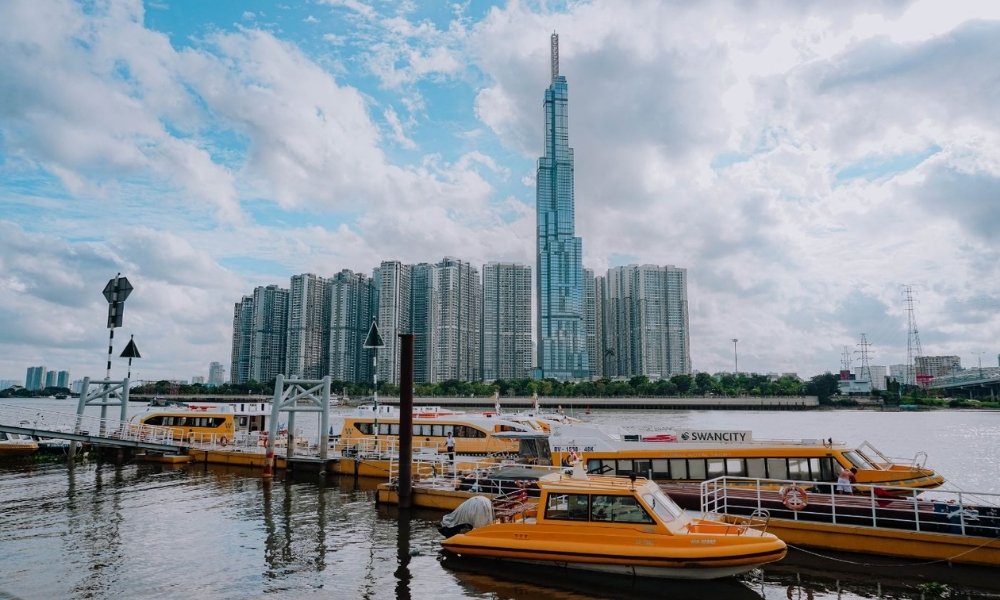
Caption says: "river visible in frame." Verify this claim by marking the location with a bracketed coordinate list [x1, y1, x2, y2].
[1, 400, 998, 600]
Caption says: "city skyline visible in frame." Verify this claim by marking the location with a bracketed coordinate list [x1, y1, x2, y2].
[1, 1, 999, 382]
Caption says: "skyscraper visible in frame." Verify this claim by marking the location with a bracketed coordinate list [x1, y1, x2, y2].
[409, 258, 482, 383]
[286, 273, 330, 379]
[208, 362, 226, 386]
[603, 265, 691, 379]
[25, 366, 46, 391]
[328, 269, 375, 383]
[230, 295, 253, 384]
[56, 370, 70, 389]
[536, 33, 589, 380]
[250, 284, 289, 384]
[373, 261, 411, 385]
[482, 262, 532, 381]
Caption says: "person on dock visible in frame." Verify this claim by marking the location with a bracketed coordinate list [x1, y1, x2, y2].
[445, 431, 456, 462]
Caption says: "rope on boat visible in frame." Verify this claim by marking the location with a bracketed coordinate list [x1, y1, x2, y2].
[786, 537, 999, 568]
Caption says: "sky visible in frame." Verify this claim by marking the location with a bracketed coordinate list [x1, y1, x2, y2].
[1, 0, 999, 385]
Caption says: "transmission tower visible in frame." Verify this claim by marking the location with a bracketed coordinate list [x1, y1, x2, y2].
[902, 285, 924, 386]
[856, 333, 874, 386]
[840, 346, 853, 374]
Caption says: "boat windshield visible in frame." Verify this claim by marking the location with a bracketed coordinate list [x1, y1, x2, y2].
[641, 488, 683, 523]
[842, 450, 876, 469]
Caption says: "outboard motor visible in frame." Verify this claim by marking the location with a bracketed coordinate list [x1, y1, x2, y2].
[438, 496, 494, 538]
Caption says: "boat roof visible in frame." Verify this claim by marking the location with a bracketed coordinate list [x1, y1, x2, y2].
[536, 472, 656, 494]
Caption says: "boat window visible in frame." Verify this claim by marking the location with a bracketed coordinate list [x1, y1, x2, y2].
[390, 424, 400, 435]
[616, 459, 635, 476]
[652, 459, 669, 478]
[687, 459, 706, 480]
[417, 425, 431, 436]
[634, 460, 652, 478]
[545, 493, 590, 521]
[593, 494, 655, 524]
[809, 457, 833, 481]
[432, 425, 444, 437]
[843, 451, 873, 469]
[787, 458, 810, 481]
[746, 458, 766, 478]
[726, 458, 746, 476]
[767, 458, 788, 479]
[706, 458, 726, 479]
[443, 425, 454, 436]
[642, 489, 683, 523]
[146, 416, 163, 426]
[238, 417, 248, 427]
[379, 423, 391, 435]
[669, 459, 687, 480]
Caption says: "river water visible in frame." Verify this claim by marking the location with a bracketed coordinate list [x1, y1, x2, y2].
[1, 400, 998, 600]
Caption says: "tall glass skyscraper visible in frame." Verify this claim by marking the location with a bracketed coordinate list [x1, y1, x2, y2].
[536, 33, 589, 380]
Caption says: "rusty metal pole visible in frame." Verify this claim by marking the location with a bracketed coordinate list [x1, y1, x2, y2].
[398, 333, 414, 509]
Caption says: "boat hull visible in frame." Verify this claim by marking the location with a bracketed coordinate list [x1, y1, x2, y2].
[441, 553, 775, 580]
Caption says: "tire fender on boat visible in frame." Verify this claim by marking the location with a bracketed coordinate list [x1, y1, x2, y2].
[781, 485, 808, 511]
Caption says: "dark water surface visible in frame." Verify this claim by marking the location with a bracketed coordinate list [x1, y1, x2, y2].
[1, 404, 998, 600]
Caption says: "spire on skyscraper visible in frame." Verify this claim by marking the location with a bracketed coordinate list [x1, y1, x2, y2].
[551, 32, 559, 82]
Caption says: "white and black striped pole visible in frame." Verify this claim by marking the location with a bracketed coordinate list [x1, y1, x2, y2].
[102, 273, 133, 380]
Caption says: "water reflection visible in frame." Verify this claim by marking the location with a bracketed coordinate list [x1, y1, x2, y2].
[441, 555, 764, 599]
[395, 511, 412, 600]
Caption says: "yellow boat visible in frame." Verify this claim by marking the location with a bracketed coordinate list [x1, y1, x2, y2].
[440, 469, 787, 580]
[546, 425, 944, 493]
[0, 431, 38, 457]
[130, 401, 272, 447]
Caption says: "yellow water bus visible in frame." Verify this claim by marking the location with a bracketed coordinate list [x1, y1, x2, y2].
[545, 425, 944, 493]
[130, 401, 271, 446]
[439, 469, 787, 579]
[334, 404, 534, 456]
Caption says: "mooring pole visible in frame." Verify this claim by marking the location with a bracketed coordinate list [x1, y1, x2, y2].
[398, 333, 414, 509]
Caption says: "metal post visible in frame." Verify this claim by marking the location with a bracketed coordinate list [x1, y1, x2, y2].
[373, 348, 378, 452]
[319, 376, 330, 462]
[732, 338, 739, 375]
[263, 374, 283, 478]
[398, 334, 414, 509]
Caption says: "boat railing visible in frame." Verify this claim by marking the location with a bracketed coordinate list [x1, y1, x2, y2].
[699, 476, 1000, 538]
[0, 403, 177, 446]
[492, 487, 538, 523]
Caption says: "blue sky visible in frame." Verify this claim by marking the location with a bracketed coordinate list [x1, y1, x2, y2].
[1, 0, 999, 384]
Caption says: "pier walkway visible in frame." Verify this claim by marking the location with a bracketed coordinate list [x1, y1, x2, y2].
[0, 403, 184, 454]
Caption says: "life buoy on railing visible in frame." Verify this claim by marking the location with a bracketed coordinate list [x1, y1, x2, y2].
[219, 436, 229, 447]
[258, 431, 268, 447]
[781, 485, 808, 511]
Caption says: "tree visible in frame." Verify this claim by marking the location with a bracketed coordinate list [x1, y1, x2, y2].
[670, 374, 693, 394]
[804, 373, 840, 405]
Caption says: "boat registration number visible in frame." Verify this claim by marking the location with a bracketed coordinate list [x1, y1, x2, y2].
[553, 446, 594, 452]
[690, 539, 717, 545]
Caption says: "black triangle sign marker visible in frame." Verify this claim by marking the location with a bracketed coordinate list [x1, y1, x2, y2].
[363, 321, 385, 349]
[120, 337, 142, 359]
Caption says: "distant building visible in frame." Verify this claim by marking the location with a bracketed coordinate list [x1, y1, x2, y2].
[0, 379, 20, 391]
[373, 261, 411, 385]
[44, 370, 58, 389]
[888, 364, 907, 382]
[916, 355, 961, 378]
[286, 273, 330, 379]
[230, 295, 254, 384]
[25, 366, 47, 391]
[409, 258, 482, 383]
[250, 284, 289, 384]
[582, 268, 600, 380]
[191, 376, 206, 384]
[56, 370, 70, 389]
[482, 262, 532, 382]
[328, 269, 375, 384]
[535, 33, 589, 381]
[602, 264, 691, 380]
[208, 362, 225, 386]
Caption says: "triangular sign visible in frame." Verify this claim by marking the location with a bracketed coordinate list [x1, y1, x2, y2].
[120, 338, 142, 359]
[363, 321, 385, 349]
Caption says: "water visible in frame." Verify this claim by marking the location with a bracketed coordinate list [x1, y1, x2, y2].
[1, 401, 999, 600]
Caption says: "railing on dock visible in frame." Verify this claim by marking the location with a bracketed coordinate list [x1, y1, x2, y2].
[699, 476, 1000, 537]
[0, 402, 177, 447]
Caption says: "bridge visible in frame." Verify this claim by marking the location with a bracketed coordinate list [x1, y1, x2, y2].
[926, 370, 1000, 400]
[0, 403, 185, 454]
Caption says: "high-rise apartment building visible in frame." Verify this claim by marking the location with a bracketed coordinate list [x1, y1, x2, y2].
[250, 284, 289, 384]
[409, 263, 437, 383]
[230, 295, 254, 384]
[328, 269, 375, 383]
[372, 261, 411, 385]
[286, 273, 330, 379]
[25, 366, 46, 391]
[916, 355, 961, 378]
[582, 268, 601, 380]
[482, 262, 532, 381]
[536, 33, 589, 380]
[208, 362, 226, 386]
[433, 258, 482, 382]
[56, 370, 70, 389]
[44, 371, 58, 388]
[602, 265, 690, 379]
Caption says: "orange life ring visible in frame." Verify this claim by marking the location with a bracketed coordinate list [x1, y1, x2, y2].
[219, 436, 229, 447]
[781, 485, 808, 511]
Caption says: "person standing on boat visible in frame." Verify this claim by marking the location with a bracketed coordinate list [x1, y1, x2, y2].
[837, 466, 857, 494]
[445, 431, 456, 462]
